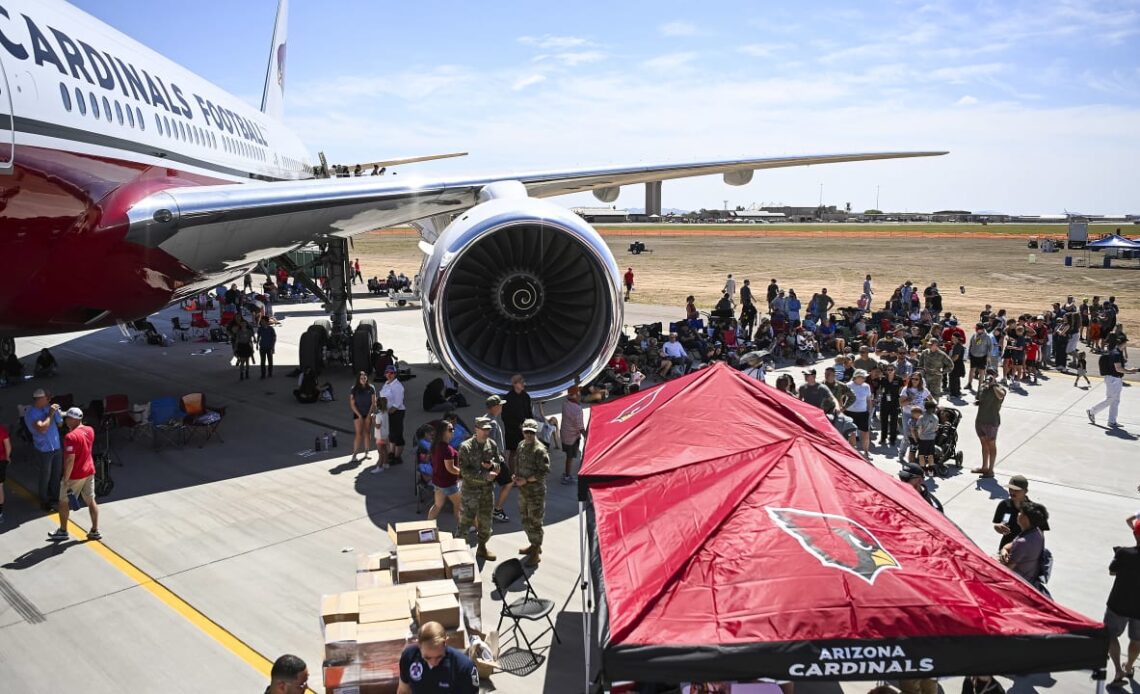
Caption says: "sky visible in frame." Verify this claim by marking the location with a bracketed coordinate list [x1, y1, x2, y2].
[71, 0, 1140, 214]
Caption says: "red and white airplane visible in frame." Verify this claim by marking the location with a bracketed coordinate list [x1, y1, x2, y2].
[0, 0, 945, 396]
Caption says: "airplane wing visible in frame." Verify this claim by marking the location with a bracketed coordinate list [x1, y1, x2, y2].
[330, 151, 469, 174]
[126, 150, 946, 272]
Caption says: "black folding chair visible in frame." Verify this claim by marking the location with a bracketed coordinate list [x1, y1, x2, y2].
[492, 559, 561, 663]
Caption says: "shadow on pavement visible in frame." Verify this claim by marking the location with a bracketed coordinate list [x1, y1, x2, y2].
[2, 539, 84, 570]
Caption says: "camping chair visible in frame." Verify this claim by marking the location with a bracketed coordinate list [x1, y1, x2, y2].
[189, 311, 210, 340]
[147, 396, 186, 450]
[103, 393, 140, 443]
[170, 316, 190, 341]
[491, 559, 561, 663]
[219, 310, 237, 328]
[180, 392, 226, 446]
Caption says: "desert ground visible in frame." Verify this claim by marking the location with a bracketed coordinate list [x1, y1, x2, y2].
[351, 225, 1139, 327]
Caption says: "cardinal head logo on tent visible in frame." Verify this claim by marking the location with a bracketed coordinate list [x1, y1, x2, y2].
[610, 388, 661, 424]
[767, 507, 901, 584]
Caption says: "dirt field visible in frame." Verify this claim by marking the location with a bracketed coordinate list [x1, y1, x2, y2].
[351, 228, 1139, 327]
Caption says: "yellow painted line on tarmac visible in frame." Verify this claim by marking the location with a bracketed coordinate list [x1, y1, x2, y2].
[7, 479, 316, 693]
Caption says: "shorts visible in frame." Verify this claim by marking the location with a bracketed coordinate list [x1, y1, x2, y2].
[848, 410, 870, 432]
[969, 355, 987, 370]
[917, 439, 936, 456]
[561, 436, 582, 462]
[388, 410, 406, 446]
[1010, 352, 1024, 365]
[59, 475, 95, 503]
[436, 483, 460, 496]
[0, 459, 7, 482]
[496, 458, 513, 487]
[975, 422, 1000, 440]
[1106, 607, 1140, 640]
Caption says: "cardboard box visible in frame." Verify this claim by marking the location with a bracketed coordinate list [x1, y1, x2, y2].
[320, 591, 360, 624]
[387, 520, 439, 546]
[359, 599, 412, 625]
[356, 570, 395, 590]
[323, 620, 358, 663]
[446, 624, 467, 650]
[437, 530, 453, 544]
[395, 542, 442, 563]
[441, 537, 470, 553]
[359, 585, 417, 610]
[397, 558, 447, 583]
[324, 663, 400, 694]
[467, 630, 501, 680]
[415, 593, 461, 629]
[357, 619, 412, 665]
[413, 579, 460, 600]
[443, 550, 476, 583]
[356, 551, 393, 573]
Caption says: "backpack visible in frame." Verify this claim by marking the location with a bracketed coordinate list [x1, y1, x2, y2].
[1033, 547, 1053, 597]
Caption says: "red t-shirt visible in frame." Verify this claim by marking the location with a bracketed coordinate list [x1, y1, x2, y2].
[608, 356, 629, 374]
[64, 425, 96, 479]
[623, 270, 634, 287]
[0, 424, 9, 461]
[431, 443, 458, 488]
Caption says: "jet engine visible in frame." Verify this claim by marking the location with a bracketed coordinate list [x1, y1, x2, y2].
[420, 190, 622, 399]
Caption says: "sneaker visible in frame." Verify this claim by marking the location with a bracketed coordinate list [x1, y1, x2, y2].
[47, 529, 68, 541]
[86, 530, 102, 541]
[560, 473, 573, 485]
[1087, 409, 1096, 424]
[1109, 422, 1122, 429]
[492, 508, 509, 523]
[370, 464, 385, 474]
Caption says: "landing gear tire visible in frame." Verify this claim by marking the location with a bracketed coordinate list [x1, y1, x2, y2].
[352, 327, 374, 376]
[312, 318, 332, 338]
[299, 330, 324, 373]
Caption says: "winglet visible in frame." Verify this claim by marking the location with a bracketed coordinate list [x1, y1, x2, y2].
[259, 0, 288, 120]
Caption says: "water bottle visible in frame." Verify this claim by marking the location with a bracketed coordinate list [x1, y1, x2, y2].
[323, 432, 331, 450]
[314, 435, 322, 452]
[331, 431, 338, 448]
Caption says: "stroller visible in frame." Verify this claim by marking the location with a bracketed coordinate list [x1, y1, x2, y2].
[932, 406, 964, 476]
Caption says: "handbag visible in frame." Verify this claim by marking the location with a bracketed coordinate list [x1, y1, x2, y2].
[67, 490, 83, 511]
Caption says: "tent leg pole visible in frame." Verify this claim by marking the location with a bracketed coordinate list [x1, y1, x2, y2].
[580, 500, 590, 694]
[1094, 667, 1106, 694]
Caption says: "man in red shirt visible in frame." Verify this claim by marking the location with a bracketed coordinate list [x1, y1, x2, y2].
[49, 407, 101, 541]
[0, 414, 10, 524]
[623, 267, 634, 301]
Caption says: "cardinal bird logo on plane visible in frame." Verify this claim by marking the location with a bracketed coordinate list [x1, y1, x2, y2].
[767, 507, 901, 584]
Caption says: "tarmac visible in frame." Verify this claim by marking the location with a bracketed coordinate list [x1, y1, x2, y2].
[0, 293, 1135, 694]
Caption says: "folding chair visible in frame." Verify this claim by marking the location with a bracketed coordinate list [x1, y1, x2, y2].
[170, 316, 190, 341]
[189, 311, 210, 340]
[180, 392, 226, 446]
[491, 559, 561, 663]
[104, 393, 139, 441]
[147, 396, 186, 450]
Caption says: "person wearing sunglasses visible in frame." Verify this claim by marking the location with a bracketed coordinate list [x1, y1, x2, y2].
[265, 654, 307, 694]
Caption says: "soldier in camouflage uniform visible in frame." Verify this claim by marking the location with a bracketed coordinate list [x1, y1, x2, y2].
[457, 416, 502, 560]
[919, 339, 954, 400]
[512, 419, 551, 567]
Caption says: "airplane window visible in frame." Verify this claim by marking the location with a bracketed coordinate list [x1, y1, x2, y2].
[59, 82, 72, 112]
[89, 92, 99, 119]
[126, 105, 135, 128]
[114, 101, 124, 125]
[179, 121, 187, 141]
[102, 96, 112, 122]
[210, 132, 216, 148]
[136, 107, 145, 130]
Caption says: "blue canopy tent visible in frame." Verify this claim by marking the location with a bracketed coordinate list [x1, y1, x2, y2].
[1086, 234, 1140, 267]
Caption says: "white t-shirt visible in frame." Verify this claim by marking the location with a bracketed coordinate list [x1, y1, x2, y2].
[373, 411, 389, 440]
[379, 377, 405, 411]
[847, 381, 872, 412]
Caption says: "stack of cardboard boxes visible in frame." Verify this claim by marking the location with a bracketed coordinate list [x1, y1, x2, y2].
[320, 520, 497, 694]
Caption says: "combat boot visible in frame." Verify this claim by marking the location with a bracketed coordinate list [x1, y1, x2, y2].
[476, 542, 496, 561]
[523, 546, 541, 567]
[518, 544, 534, 555]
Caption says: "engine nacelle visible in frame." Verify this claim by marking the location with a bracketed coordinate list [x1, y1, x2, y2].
[420, 196, 623, 399]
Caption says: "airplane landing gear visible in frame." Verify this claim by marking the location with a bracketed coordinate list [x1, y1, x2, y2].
[291, 237, 376, 377]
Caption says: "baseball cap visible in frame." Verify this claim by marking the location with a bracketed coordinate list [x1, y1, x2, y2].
[802, 368, 817, 376]
[1007, 475, 1029, 491]
[852, 369, 868, 378]
[474, 416, 494, 430]
[32, 388, 47, 399]
[898, 463, 924, 481]
[64, 406, 84, 420]
[384, 365, 397, 374]
[521, 418, 540, 433]
[485, 394, 504, 407]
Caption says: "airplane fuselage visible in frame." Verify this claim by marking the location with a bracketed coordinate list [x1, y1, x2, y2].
[0, 0, 312, 334]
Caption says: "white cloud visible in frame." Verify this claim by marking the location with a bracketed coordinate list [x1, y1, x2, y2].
[518, 35, 589, 50]
[512, 74, 546, 91]
[955, 95, 978, 106]
[534, 50, 607, 67]
[738, 43, 789, 58]
[928, 63, 1007, 84]
[659, 21, 699, 37]
[642, 52, 698, 71]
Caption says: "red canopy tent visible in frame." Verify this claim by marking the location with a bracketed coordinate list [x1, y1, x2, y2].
[576, 363, 1107, 688]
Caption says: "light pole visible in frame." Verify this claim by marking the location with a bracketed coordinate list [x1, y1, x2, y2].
[875, 184, 880, 211]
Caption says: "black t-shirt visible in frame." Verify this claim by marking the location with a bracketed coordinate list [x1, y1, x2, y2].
[992, 498, 1050, 549]
[399, 645, 479, 693]
[879, 376, 903, 406]
[1099, 350, 1124, 377]
[1109, 547, 1140, 618]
